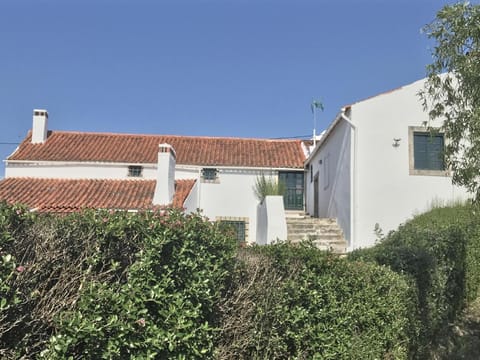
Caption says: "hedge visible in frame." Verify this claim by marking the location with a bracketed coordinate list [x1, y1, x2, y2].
[217, 243, 418, 359]
[4, 201, 476, 359]
[349, 204, 480, 358]
[0, 204, 236, 359]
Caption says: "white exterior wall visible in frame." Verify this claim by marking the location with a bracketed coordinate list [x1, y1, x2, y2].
[183, 180, 199, 214]
[305, 119, 352, 244]
[5, 162, 200, 180]
[256, 195, 287, 245]
[198, 169, 280, 244]
[5, 162, 159, 179]
[351, 79, 469, 249]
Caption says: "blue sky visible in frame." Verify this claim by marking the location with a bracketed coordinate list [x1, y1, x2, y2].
[0, 0, 467, 176]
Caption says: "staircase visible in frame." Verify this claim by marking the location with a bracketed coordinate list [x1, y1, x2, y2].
[286, 213, 347, 254]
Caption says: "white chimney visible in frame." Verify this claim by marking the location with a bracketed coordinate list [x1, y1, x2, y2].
[153, 144, 176, 205]
[32, 109, 49, 144]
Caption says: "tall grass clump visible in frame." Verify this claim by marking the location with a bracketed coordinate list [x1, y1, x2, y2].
[253, 174, 286, 202]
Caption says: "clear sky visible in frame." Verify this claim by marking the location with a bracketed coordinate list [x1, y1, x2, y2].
[0, 0, 469, 176]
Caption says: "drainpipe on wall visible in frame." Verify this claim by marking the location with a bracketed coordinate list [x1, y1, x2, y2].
[340, 108, 357, 250]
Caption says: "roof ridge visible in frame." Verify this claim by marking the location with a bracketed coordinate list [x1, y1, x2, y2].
[47, 130, 304, 142]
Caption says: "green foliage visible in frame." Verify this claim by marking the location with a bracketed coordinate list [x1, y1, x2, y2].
[420, 2, 480, 200]
[0, 204, 236, 359]
[350, 204, 480, 358]
[42, 210, 236, 359]
[6, 200, 479, 359]
[217, 243, 417, 359]
[252, 174, 286, 202]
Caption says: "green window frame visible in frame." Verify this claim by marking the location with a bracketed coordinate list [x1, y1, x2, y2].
[413, 132, 445, 171]
[278, 171, 304, 210]
[202, 168, 218, 181]
[128, 165, 143, 177]
[220, 220, 246, 243]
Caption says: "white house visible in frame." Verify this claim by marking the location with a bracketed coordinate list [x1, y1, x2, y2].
[305, 78, 470, 250]
[1, 109, 308, 244]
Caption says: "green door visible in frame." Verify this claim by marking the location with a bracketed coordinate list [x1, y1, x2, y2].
[279, 171, 304, 210]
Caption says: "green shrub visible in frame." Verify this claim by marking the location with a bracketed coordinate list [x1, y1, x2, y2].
[0, 204, 236, 359]
[40, 210, 236, 359]
[350, 204, 480, 357]
[217, 242, 417, 359]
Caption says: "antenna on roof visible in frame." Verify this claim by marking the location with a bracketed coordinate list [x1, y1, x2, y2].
[311, 100, 324, 147]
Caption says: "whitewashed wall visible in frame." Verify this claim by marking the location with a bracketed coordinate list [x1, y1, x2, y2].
[198, 169, 280, 243]
[5, 162, 159, 179]
[183, 180, 199, 214]
[256, 195, 287, 245]
[306, 78, 471, 250]
[351, 78, 469, 249]
[305, 119, 352, 244]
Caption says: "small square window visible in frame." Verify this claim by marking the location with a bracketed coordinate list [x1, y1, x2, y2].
[202, 168, 218, 181]
[220, 220, 246, 243]
[409, 127, 447, 176]
[128, 165, 143, 177]
[413, 132, 445, 171]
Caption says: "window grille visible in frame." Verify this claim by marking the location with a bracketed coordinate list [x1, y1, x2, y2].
[202, 168, 218, 181]
[128, 165, 143, 177]
[413, 133, 445, 171]
[220, 220, 246, 243]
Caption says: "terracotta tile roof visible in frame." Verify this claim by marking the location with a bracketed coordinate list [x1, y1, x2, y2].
[0, 177, 195, 213]
[8, 131, 306, 168]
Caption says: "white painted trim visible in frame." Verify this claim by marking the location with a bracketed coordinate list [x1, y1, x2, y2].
[5, 159, 304, 172]
[305, 108, 349, 166]
[4, 159, 157, 167]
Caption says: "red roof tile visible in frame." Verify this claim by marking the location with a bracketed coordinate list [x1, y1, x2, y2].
[8, 131, 306, 168]
[0, 177, 195, 213]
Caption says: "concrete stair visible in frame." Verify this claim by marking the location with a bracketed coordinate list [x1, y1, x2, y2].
[286, 215, 346, 254]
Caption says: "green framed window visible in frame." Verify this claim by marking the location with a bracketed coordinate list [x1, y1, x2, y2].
[278, 171, 304, 210]
[128, 165, 143, 177]
[413, 132, 445, 171]
[202, 168, 218, 181]
[220, 220, 246, 243]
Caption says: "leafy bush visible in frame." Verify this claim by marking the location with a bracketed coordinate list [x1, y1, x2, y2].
[42, 210, 235, 359]
[0, 204, 236, 359]
[217, 242, 417, 359]
[350, 204, 480, 358]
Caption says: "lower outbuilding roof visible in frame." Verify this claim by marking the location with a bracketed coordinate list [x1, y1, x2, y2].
[0, 177, 195, 213]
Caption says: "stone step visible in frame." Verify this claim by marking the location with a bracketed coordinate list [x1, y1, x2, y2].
[286, 219, 338, 226]
[287, 224, 342, 232]
[286, 216, 346, 254]
[288, 233, 343, 241]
